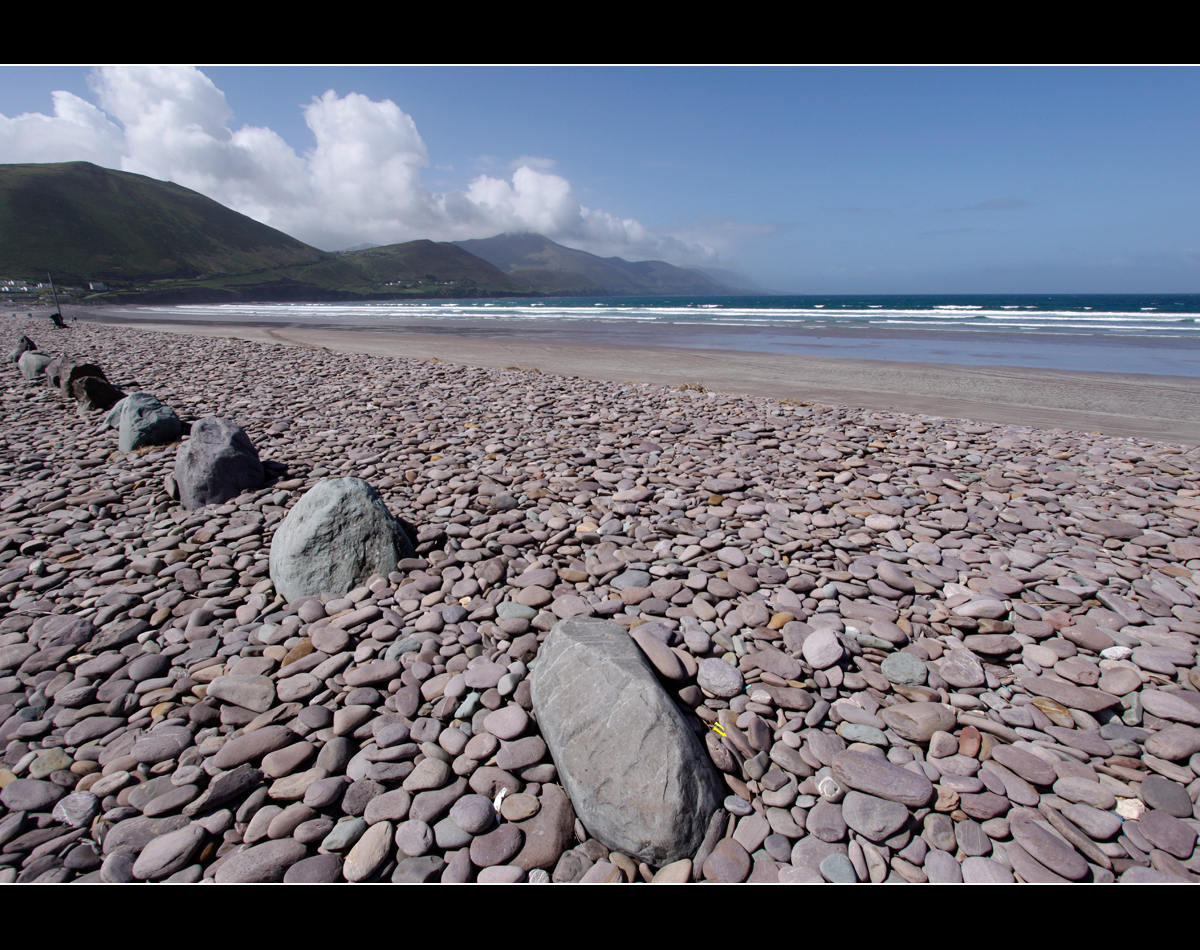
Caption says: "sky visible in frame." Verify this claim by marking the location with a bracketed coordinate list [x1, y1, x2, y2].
[1, 65, 1198, 294]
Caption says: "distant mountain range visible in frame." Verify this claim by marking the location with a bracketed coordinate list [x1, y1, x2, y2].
[0, 162, 749, 303]
[452, 233, 735, 296]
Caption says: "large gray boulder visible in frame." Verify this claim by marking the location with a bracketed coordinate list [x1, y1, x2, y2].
[269, 478, 414, 603]
[17, 350, 52, 381]
[116, 393, 183, 453]
[175, 417, 263, 509]
[530, 616, 723, 866]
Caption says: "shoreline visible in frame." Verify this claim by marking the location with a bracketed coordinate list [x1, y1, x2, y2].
[81, 313, 1200, 445]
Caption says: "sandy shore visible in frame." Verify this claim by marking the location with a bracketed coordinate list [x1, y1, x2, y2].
[81, 315, 1200, 446]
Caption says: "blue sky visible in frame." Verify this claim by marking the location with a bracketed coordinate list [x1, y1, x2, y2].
[1, 66, 1197, 293]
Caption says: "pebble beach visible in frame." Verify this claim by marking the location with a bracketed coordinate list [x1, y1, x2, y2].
[2, 316, 1200, 884]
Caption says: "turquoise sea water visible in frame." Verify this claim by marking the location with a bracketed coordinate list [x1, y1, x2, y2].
[94, 294, 1200, 377]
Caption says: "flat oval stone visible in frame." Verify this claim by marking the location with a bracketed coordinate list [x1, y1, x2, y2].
[961, 856, 1015, 883]
[880, 652, 927, 686]
[831, 751, 933, 807]
[1061, 802, 1121, 840]
[212, 725, 295, 769]
[463, 662, 506, 690]
[1019, 676, 1120, 713]
[879, 703, 956, 743]
[449, 794, 495, 835]
[1010, 813, 1088, 880]
[469, 823, 523, 868]
[214, 838, 307, 882]
[1044, 725, 1112, 757]
[1145, 724, 1200, 761]
[631, 627, 687, 681]
[0, 779, 66, 812]
[1140, 775, 1193, 818]
[496, 736, 547, 772]
[1098, 666, 1142, 696]
[802, 629, 843, 670]
[938, 647, 986, 688]
[344, 660, 401, 688]
[964, 634, 1019, 655]
[1053, 776, 1116, 809]
[131, 726, 192, 764]
[1062, 625, 1115, 653]
[483, 706, 529, 741]
[1140, 689, 1200, 725]
[206, 674, 276, 713]
[704, 838, 752, 882]
[840, 790, 909, 842]
[1138, 809, 1197, 858]
[989, 745, 1055, 786]
[697, 657, 744, 698]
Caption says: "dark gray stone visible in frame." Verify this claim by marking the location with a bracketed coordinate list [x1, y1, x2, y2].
[391, 855, 445, 882]
[283, 853, 343, 883]
[116, 393, 182, 452]
[530, 617, 723, 865]
[0, 779, 66, 812]
[174, 416, 263, 509]
[269, 477, 415, 602]
[9, 335, 37, 363]
[72, 374, 124, 411]
[1138, 809, 1197, 859]
[1140, 775, 1194, 819]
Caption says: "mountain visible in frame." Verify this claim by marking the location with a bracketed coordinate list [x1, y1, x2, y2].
[452, 233, 738, 296]
[0, 161, 324, 282]
[0, 162, 745, 302]
[340, 240, 529, 294]
[0, 162, 537, 302]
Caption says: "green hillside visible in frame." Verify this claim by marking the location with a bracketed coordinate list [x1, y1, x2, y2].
[341, 240, 529, 293]
[0, 162, 323, 282]
[0, 162, 739, 302]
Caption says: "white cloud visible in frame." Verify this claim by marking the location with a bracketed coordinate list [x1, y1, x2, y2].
[0, 90, 123, 166]
[0, 65, 718, 266]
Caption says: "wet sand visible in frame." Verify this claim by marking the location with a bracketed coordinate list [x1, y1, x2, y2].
[84, 315, 1200, 445]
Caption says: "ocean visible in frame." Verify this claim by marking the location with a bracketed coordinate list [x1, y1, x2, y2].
[89, 294, 1200, 377]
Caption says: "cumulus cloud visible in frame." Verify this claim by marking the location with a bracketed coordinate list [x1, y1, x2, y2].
[0, 90, 124, 166]
[0, 66, 717, 265]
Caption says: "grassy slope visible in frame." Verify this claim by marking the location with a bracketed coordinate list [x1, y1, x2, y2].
[344, 240, 523, 289]
[0, 162, 324, 282]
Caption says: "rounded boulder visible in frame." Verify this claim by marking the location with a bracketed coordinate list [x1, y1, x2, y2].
[174, 416, 263, 509]
[269, 477, 415, 603]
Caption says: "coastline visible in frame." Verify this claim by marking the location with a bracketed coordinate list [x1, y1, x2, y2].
[83, 314, 1200, 445]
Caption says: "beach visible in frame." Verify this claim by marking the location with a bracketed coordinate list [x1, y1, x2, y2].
[84, 307, 1200, 445]
[1, 315, 1199, 884]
